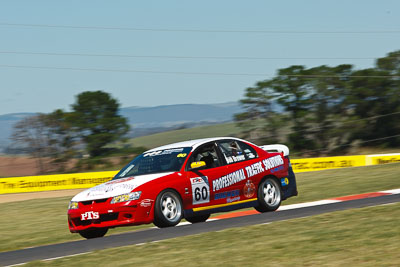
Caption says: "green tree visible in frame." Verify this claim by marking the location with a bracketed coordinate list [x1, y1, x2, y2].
[70, 91, 130, 157]
[374, 50, 400, 146]
[11, 114, 49, 173]
[345, 68, 400, 146]
[306, 64, 353, 152]
[236, 50, 400, 155]
[44, 109, 77, 170]
[269, 66, 316, 151]
[376, 50, 400, 75]
[234, 83, 282, 143]
[11, 111, 76, 173]
[236, 66, 321, 150]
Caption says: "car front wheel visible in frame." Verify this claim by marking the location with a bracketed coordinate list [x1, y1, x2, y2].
[154, 189, 183, 228]
[255, 177, 282, 212]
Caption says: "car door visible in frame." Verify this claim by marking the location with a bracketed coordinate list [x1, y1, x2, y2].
[185, 142, 230, 212]
[215, 139, 260, 202]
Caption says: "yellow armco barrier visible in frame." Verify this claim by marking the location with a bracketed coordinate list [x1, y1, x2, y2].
[291, 155, 366, 173]
[0, 153, 399, 194]
[0, 171, 117, 194]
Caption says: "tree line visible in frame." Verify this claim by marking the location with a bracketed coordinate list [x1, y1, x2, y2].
[235, 50, 400, 156]
[10, 50, 400, 174]
[11, 91, 133, 173]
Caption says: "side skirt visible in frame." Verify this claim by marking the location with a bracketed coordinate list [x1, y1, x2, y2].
[184, 199, 258, 217]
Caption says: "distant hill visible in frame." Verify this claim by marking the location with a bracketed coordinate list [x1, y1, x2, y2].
[120, 102, 243, 128]
[0, 102, 244, 152]
[128, 122, 242, 149]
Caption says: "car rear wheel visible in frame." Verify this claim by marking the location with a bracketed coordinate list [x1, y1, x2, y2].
[185, 214, 210, 224]
[255, 177, 281, 212]
[154, 189, 183, 228]
[78, 227, 108, 239]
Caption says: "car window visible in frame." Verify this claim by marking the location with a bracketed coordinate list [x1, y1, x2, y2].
[114, 147, 191, 179]
[217, 140, 258, 164]
[187, 143, 221, 170]
[217, 140, 247, 164]
[237, 141, 258, 160]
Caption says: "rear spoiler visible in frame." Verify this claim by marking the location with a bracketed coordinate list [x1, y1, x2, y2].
[260, 144, 289, 157]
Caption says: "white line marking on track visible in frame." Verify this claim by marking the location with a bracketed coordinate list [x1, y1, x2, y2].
[176, 218, 220, 226]
[176, 221, 192, 226]
[5, 188, 400, 266]
[379, 188, 400, 194]
[5, 252, 91, 267]
[5, 263, 27, 267]
[375, 202, 398, 207]
[42, 252, 89, 261]
[278, 199, 341, 211]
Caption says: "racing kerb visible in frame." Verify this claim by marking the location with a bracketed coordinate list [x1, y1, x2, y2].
[1, 153, 399, 194]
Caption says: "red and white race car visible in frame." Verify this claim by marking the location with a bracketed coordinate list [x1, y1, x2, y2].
[68, 137, 297, 238]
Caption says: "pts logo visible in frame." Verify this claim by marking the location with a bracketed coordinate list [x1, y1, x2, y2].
[81, 211, 100, 221]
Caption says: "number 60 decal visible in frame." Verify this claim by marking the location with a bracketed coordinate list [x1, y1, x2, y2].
[190, 176, 210, 205]
[194, 186, 208, 201]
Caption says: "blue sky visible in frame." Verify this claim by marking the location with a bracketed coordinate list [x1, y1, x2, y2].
[0, 0, 399, 115]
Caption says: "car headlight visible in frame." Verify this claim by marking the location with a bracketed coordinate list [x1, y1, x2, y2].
[111, 191, 141, 204]
[68, 201, 79, 209]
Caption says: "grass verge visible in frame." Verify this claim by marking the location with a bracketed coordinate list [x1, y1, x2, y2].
[0, 162, 399, 252]
[26, 202, 400, 266]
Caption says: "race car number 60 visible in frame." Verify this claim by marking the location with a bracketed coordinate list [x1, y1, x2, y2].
[190, 176, 210, 205]
[194, 186, 208, 201]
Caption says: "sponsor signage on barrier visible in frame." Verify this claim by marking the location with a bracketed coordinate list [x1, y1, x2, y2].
[0, 171, 117, 194]
[0, 153, 399, 194]
[290, 155, 366, 173]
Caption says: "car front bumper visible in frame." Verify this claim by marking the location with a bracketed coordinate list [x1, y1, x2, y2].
[67, 198, 154, 232]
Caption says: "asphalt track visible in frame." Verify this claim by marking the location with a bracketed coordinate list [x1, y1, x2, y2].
[1, 193, 400, 266]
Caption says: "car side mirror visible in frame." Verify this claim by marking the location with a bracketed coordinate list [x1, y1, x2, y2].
[189, 161, 206, 170]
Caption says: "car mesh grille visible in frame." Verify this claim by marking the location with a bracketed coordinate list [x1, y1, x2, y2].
[101, 213, 119, 222]
[80, 198, 109, 205]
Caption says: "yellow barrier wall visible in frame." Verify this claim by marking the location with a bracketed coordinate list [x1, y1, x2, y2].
[0, 171, 117, 194]
[0, 153, 399, 194]
[291, 155, 367, 173]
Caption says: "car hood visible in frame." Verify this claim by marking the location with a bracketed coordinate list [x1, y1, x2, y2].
[71, 172, 174, 202]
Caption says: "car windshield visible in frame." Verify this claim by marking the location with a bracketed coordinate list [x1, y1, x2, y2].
[113, 147, 191, 179]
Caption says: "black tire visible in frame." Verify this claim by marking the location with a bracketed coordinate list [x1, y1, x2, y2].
[78, 227, 108, 239]
[255, 177, 282, 212]
[153, 189, 183, 228]
[185, 214, 210, 224]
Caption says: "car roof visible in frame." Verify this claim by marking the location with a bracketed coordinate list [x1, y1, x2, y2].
[145, 137, 255, 152]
